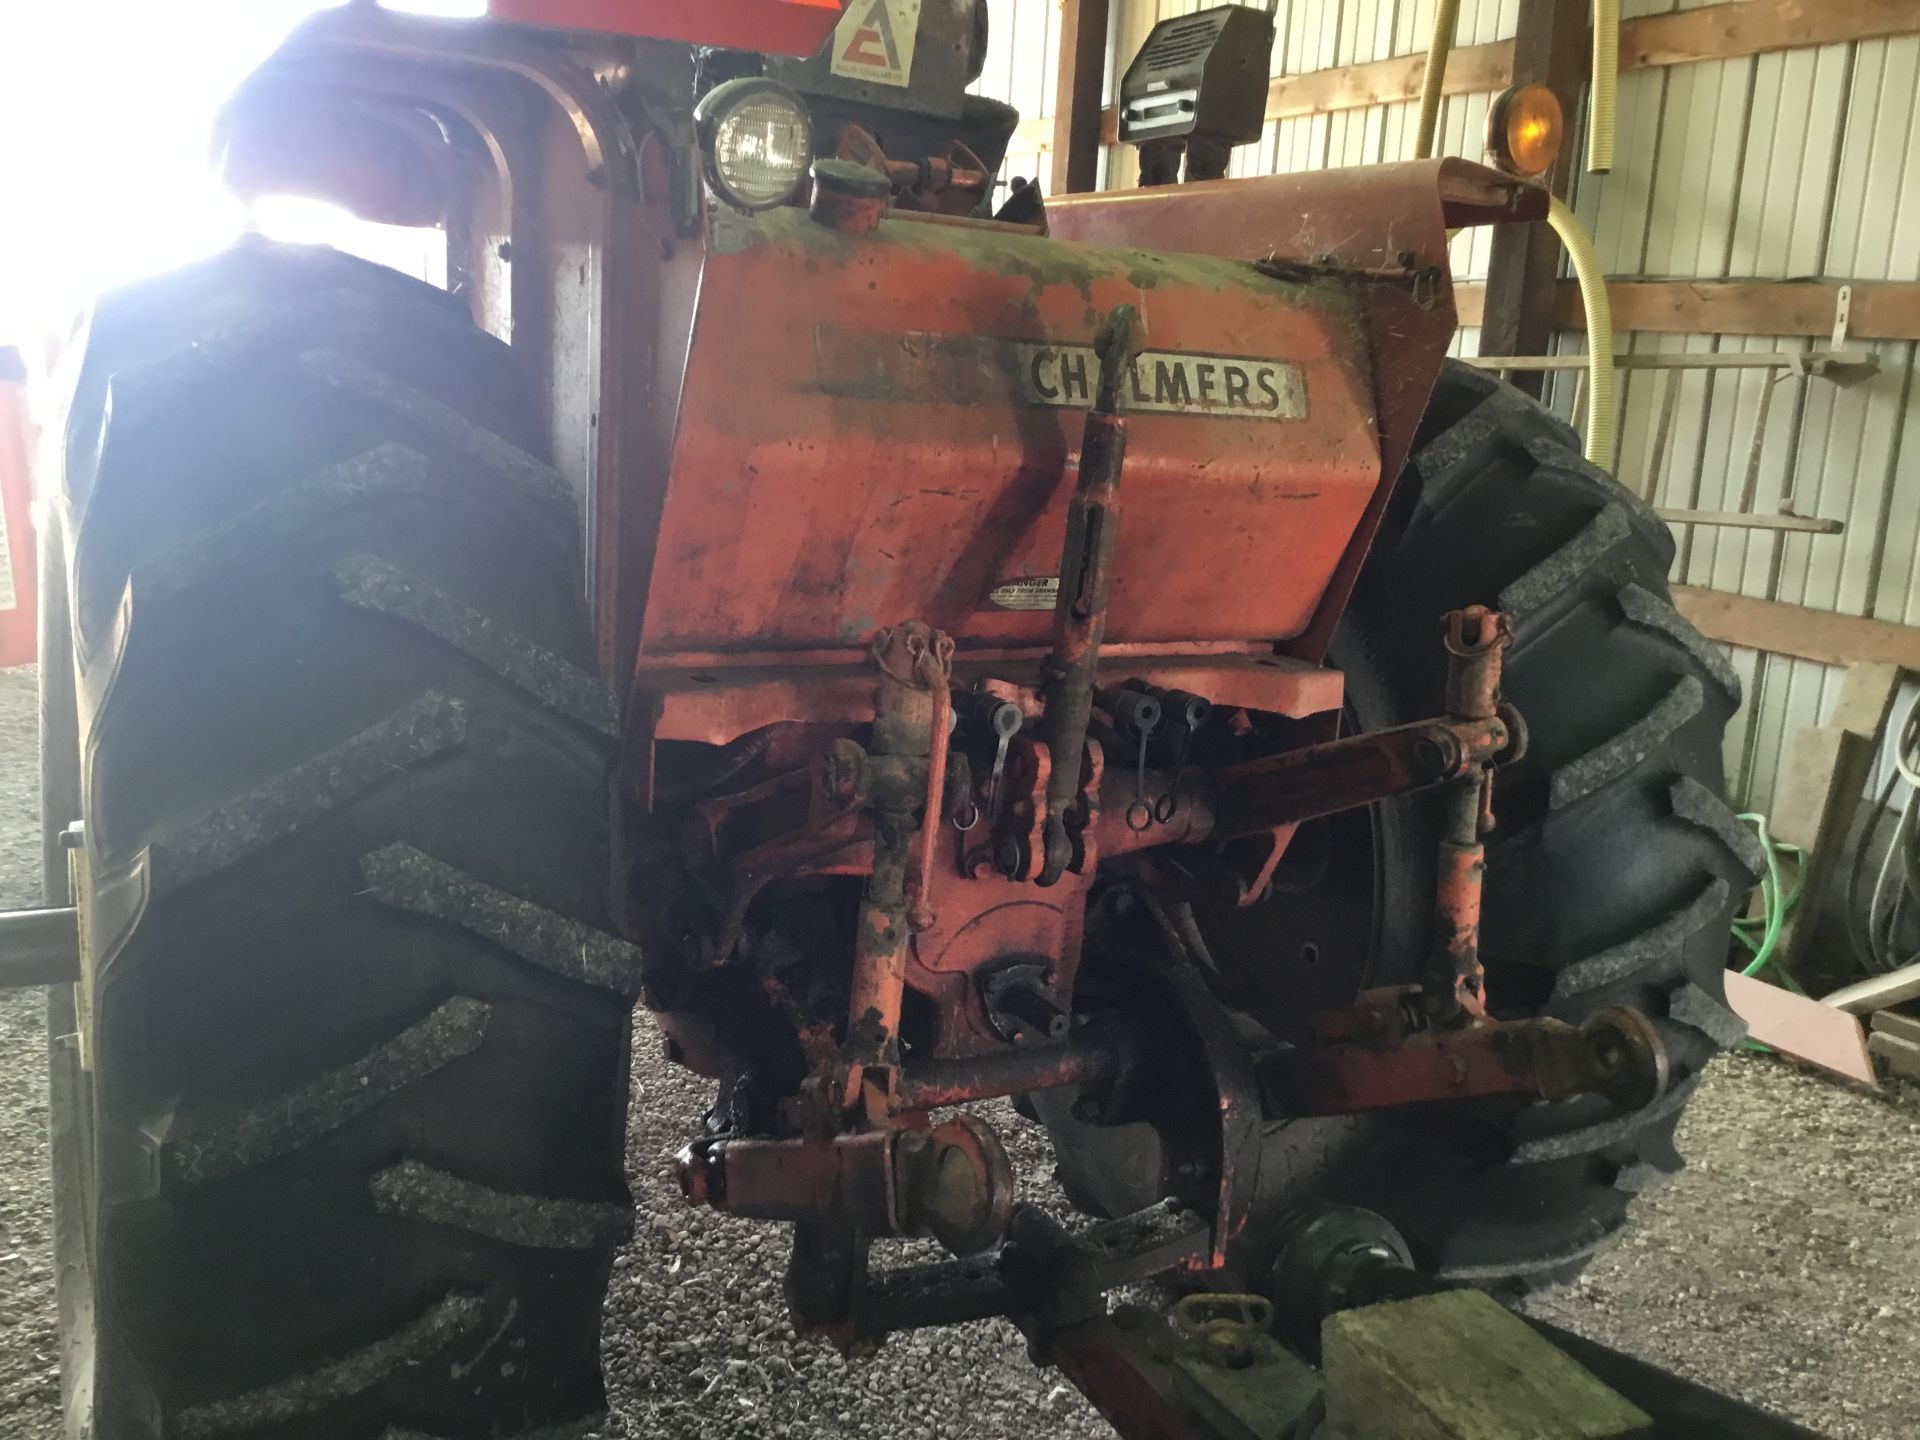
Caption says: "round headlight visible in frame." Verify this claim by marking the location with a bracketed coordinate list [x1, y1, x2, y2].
[1486, 83, 1565, 180]
[695, 78, 814, 212]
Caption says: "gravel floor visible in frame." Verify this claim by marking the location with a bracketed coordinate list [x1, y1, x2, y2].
[2, 660, 1916, 1439]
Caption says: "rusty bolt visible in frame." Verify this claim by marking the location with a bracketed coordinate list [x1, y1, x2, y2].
[1581, 1007, 1669, 1111]
[673, 1142, 716, 1207]
[996, 835, 1025, 878]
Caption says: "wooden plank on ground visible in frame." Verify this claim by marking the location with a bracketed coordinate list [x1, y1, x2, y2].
[1724, 971, 1876, 1084]
[1868, 1030, 1920, 1082]
[1872, 1010, 1920, 1046]
[1672, 587, 1920, 669]
[1825, 960, 1920, 1014]
[1323, 1290, 1654, 1439]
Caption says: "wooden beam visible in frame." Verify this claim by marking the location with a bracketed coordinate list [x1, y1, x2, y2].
[1016, 0, 1920, 156]
[1575, 280, 1920, 338]
[1672, 586, 1920, 669]
[1772, 662, 1903, 981]
[1049, 0, 1109, 196]
[1453, 279, 1920, 340]
[1324, 1291, 1655, 1440]
[1263, 40, 1513, 124]
[1620, 0, 1920, 69]
[1478, 0, 1591, 396]
[1016, 42, 1509, 153]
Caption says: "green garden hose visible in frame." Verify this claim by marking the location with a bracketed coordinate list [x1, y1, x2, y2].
[1733, 812, 1798, 981]
[1732, 812, 1806, 1070]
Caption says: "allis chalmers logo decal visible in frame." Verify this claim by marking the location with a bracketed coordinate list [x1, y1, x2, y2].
[810, 327, 1309, 422]
[830, 0, 921, 89]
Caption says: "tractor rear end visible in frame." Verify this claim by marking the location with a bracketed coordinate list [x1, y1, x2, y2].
[25, 4, 1758, 1437]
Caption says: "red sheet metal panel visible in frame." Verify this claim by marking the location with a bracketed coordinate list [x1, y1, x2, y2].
[1046, 160, 1542, 664]
[0, 352, 37, 668]
[488, 0, 843, 55]
[638, 209, 1381, 661]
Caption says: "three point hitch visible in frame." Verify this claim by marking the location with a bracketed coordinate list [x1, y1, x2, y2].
[665, 311, 1668, 1371]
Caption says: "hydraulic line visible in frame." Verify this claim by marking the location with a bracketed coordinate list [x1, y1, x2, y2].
[1589, 0, 1620, 174]
[1411, 1, 1616, 471]
[1548, 193, 1616, 471]
[1413, 0, 1459, 162]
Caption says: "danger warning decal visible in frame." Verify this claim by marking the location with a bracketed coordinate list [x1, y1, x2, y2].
[986, 576, 1060, 612]
[831, 0, 922, 88]
[810, 327, 1309, 423]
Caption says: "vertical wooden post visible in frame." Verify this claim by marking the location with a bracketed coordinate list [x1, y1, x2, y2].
[1477, 0, 1590, 397]
[1050, 0, 1111, 196]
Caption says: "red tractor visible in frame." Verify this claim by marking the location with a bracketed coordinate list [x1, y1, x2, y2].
[32, 2, 1755, 1436]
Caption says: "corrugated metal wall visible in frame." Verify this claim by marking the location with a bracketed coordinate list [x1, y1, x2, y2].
[1570, 11, 1920, 812]
[972, 0, 1920, 810]
[972, 1, 1066, 192]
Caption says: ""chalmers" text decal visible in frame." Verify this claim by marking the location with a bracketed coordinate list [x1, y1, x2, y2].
[1015, 342, 1305, 420]
[808, 326, 1308, 422]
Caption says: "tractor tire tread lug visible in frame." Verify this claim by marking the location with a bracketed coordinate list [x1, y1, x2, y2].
[1616, 583, 1741, 707]
[336, 555, 617, 735]
[1548, 879, 1732, 1003]
[1509, 1072, 1704, 1166]
[1547, 675, 1705, 812]
[146, 692, 469, 892]
[361, 843, 641, 998]
[371, 1158, 633, 1251]
[1667, 776, 1768, 878]
[173, 1292, 487, 1440]
[158, 997, 493, 1189]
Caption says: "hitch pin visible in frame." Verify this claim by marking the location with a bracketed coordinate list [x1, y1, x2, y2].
[983, 699, 1022, 825]
[1098, 686, 1162, 833]
[1154, 690, 1211, 824]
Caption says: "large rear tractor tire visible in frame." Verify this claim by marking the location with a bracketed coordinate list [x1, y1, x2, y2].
[42, 238, 635, 1440]
[1051, 361, 1762, 1291]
